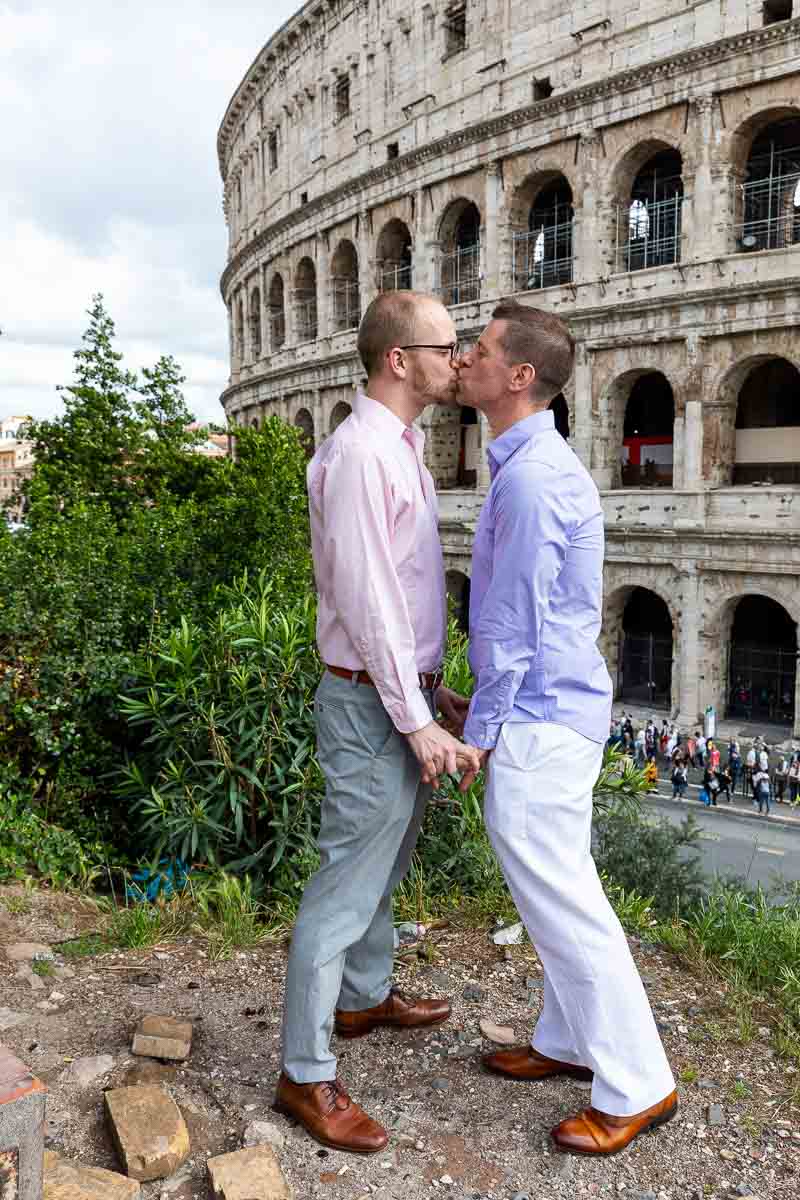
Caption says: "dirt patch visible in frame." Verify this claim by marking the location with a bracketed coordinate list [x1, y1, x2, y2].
[0, 885, 798, 1199]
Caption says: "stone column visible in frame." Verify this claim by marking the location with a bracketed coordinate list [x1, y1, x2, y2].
[684, 401, 703, 490]
[690, 94, 715, 262]
[259, 263, 269, 362]
[672, 407, 686, 490]
[357, 209, 374, 317]
[414, 186, 438, 295]
[476, 412, 493, 490]
[575, 131, 604, 283]
[677, 571, 700, 727]
[572, 342, 592, 470]
[315, 237, 331, 341]
[484, 161, 503, 299]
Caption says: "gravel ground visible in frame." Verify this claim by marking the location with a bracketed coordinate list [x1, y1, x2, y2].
[1, 883, 798, 1200]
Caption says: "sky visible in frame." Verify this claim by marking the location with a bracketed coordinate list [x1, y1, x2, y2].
[0, 0, 299, 425]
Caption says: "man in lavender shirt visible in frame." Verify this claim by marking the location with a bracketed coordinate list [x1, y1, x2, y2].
[275, 292, 480, 1154]
[457, 302, 677, 1157]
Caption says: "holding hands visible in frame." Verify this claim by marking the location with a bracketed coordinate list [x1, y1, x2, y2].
[404, 686, 486, 788]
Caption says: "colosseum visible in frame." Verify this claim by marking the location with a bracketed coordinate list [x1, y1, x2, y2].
[218, 0, 800, 740]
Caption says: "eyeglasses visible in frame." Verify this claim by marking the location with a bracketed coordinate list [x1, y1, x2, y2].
[398, 342, 461, 363]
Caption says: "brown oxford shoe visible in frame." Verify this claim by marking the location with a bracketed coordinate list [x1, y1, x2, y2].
[551, 1088, 679, 1156]
[483, 1044, 594, 1082]
[273, 1072, 388, 1154]
[335, 987, 451, 1039]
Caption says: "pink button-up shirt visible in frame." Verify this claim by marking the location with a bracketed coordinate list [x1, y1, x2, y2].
[308, 390, 447, 733]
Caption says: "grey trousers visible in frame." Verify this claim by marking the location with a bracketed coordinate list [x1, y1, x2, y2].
[281, 670, 433, 1084]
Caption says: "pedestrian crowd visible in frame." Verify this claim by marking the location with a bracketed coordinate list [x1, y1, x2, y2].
[608, 713, 800, 817]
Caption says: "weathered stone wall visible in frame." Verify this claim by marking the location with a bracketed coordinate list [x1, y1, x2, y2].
[218, 3, 800, 735]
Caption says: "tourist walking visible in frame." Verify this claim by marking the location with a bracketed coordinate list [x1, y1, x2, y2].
[745, 745, 757, 797]
[716, 763, 732, 803]
[702, 764, 719, 806]
[695, 731, 707, 769]
[457, 301, 676, 1157]
[671, 760, 688, 799]
[774, 756, 788, 803]
[728, 743, 742, 794]
[275, 292, 480, 1154]
[707, 739, 720, 772]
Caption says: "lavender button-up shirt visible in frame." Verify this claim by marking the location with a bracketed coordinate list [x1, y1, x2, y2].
[463, 408, 612, 750]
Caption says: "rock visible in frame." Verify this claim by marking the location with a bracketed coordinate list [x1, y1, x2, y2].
[207, 1145, 293, 1199]
[479, 1018, 515, 1044]
[52, 965, 75, 980]
[243, 1119, 286, 1151]
[5, 941, 54, 962]
[132, 1014, 192, 1061]
[421, 969, 450, 991]
[132, 973, 161, 987]
[0, 1007, 30, 1031]
[61, 1054, 115, 1088]
[706, 1103, 724, 1127]
[511, 1193, 531, 1200]
[492, 922, 523, 945]
[35, 1001, 60, 1013]
[16, 965, 46, 990]
[431, 1077, 450, 1092]
[697, 1079, 718, 1090]
[463, 984, 485, 1002]
[105, 1085, 191, 1181]
[43, 1150, 141, 1199]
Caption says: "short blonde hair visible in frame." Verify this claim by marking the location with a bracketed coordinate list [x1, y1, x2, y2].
[357, 291, 438, 376]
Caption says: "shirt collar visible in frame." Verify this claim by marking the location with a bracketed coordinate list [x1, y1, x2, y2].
[353, 389, 425, 452]
[487, 408, 554, 478]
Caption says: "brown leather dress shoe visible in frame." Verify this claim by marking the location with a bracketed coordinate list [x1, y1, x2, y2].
[483, 1044, 593, 1082]
[551, 1088, 679, 1156]
[273, 1072, 388, 1154]
[335, 987, 451, 1039]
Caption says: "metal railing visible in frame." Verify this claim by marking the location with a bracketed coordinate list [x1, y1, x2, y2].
[736, 170, 800, 252]
[379, 261, 413, 292]
[332, 277, 361, 331]
[512, 219, 574, 291]
[438, 244, 480, 306]
[615, 194, 684, 272]
[294, 296, 318, 343]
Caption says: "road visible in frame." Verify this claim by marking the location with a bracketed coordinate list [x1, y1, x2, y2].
[638, 787, 800, 890]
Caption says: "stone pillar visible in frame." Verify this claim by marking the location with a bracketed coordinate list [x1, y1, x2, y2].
[315, 238, 331, 341]
[0, 1043, 46, 1200]
[259, 263, 269, 362]
[684, 401, 703, 490]
[476, 412, 493, 490]
[678, 571, 700, 727]
[414, 186, 437, 295]
[357, 209, 374, 318]
[484, 161, 503, 299]
[572, 343, 592, 470]
[690, 94, 715, 262]
[575, 131, 604, 283]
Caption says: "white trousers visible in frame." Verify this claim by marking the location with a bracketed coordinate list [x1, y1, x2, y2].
[485, 720, 675, 1116]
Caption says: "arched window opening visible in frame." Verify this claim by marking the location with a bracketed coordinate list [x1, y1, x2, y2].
[269, 274, 286, 350]
[619, 589, 673, 709]
[294, 407, 315, 457]
[733, 358, 800, 484]
[376, 219, 413, 291]
[513, 179, 574, 292]
[621, 373, 675, 487]
[331, 240, 361, 332]
[330, 400, 352, 433]
[294, 258, 318, 342]
[457, 406, 478, 486]
[248, 287, 262, 360]
[727, 596, 796, 725]
[250, 416, 260, 429]
[617, 149, 684, 272]
[439, 201, 481, 306]
[738, 117, 800, 251]
[549, 392, 569, 439]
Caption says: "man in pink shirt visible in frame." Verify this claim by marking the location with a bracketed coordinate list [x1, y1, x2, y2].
[275, 291, 479, 1154]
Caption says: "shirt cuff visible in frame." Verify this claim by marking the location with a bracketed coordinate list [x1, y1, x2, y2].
[387, 688, 434, 735]
[463, 717, 501, 751]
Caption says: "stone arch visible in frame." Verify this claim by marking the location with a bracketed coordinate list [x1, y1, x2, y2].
[731, 110, 800, 252]
[330, 400, 351, 433]
[376, 218, 413, 291]
[293, 406, 315, 457]
[511, 170, 575, 291]
[705, 352, 800, 486]
[602, 368, 677, 489]
[603, 581, 679, 715]
[294, 257, 318, 342]
[703, 586, 800, 734]
[610, 141, 685, 272]
[608, 132, 688, 201]
[268, 272, 286, 350]
[437, 198, 481, 306]
[330, 239, 360, 331]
